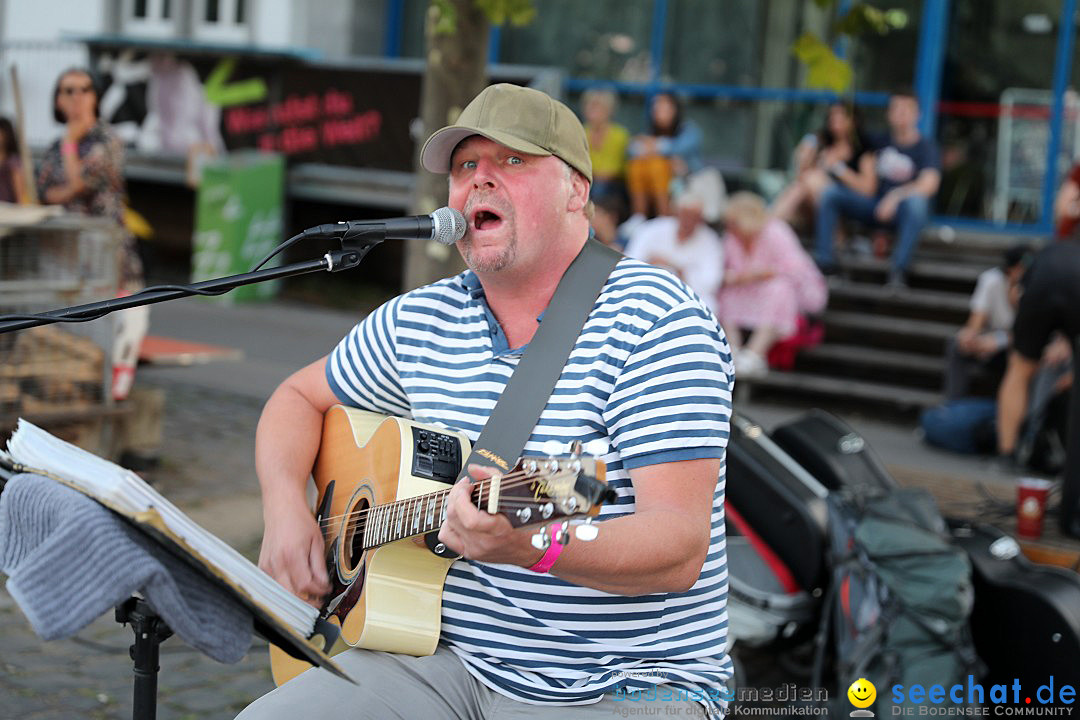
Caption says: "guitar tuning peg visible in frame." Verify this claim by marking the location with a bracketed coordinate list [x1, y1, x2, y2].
[542, 440, 562, 457]
[556, 520, 571, 546]
[574, 518, 599, 542]
[584, 439, 607, 457]
[570, 440, 582, 457]
[531, 526, 551, 550]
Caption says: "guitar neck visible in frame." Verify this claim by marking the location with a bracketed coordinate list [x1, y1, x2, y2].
[332, 451, 605, 553]
[350, 481, 497, 550]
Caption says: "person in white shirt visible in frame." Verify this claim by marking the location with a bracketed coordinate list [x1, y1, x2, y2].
[624, 191, 724, 315]
[943, 243, 1031, 401]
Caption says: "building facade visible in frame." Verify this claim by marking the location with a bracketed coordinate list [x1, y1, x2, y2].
[1, 0, 1077, 245]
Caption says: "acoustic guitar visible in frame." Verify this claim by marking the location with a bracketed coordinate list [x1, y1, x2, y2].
[269, 405, 613, 685]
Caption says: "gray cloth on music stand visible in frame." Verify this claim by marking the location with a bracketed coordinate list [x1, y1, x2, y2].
[0, 473, 253, 663]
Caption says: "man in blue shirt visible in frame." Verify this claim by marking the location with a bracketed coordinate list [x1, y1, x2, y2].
[814, 88, 941, 288]
[237, 84, 733, 719]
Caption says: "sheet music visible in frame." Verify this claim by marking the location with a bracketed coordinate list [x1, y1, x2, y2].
[2, 419, 318, 638]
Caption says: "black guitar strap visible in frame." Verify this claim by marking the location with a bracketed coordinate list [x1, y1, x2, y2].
[459, 238, 622, 477]
[425, 238, 621, 556]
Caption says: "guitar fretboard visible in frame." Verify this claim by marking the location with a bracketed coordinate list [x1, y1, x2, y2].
[358, 481, 492, 549]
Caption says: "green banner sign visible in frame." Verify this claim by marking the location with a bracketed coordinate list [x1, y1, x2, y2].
[192, 151, 284, 303]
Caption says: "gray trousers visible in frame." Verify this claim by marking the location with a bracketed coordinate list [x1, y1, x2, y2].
[235, 645, 710, 719]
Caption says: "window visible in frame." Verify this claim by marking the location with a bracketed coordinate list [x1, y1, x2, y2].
[661, 0, 764, 86]
[122, 0, 178, 38]
[497, 0, 653, 82]
[847, 0, 923, 94]
[937, 0, 1065, 223]
[194, 0, 251, 43]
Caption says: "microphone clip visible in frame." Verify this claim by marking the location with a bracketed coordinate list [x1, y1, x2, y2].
[310, 224, 387, 273]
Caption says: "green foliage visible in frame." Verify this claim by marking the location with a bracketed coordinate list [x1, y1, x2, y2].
[794, 0, 908, 94]
[475, 0, 537, 25]
[431, 0, 536, 35]
[792, 32, 853, 94]
[834, 3, 909, 36]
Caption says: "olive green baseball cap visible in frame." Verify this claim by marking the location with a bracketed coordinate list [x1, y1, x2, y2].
[420, 83, 592, 182]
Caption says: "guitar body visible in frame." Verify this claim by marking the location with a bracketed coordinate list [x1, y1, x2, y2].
[270, 406, 471, 686]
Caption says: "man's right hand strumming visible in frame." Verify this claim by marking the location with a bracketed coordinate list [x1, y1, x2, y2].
[259, 498, 330, 609]
[253, 356, 339, 609]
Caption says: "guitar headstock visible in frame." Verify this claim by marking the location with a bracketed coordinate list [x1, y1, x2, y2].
[479, 442, 615, 545]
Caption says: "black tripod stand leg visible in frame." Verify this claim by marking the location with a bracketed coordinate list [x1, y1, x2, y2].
[116, 598, 174, 720]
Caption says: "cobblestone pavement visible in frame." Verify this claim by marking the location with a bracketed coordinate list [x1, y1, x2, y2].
[1, 377, 276, 720]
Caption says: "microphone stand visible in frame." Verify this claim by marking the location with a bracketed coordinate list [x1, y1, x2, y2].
[0, 234, 381, 334]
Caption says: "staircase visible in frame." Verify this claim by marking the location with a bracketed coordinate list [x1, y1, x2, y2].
[736, 229, 1025, 418]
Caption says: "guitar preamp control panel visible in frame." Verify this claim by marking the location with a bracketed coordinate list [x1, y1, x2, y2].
[410, 427, 462, 484]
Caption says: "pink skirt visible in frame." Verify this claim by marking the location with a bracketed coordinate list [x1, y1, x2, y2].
[718, 276, 826, 339]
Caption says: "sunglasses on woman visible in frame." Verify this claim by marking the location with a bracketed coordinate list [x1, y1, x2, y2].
[60, 84, 94, 97]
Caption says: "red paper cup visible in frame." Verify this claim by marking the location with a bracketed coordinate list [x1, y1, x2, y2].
[1016, 478, 1054, 539]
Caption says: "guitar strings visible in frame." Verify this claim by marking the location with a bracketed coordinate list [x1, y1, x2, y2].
[316, 468, 578, 529]
[313, 466, 567, 526]
[315, 468, 583, 536]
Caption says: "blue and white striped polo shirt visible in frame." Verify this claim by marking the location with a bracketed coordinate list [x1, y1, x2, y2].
[326, 257, 734, 709]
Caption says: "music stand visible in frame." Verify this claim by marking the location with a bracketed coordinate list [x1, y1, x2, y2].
[115, 597, 173, 720]
[0, 234, 365, 716]
[0, 462, 350, 720]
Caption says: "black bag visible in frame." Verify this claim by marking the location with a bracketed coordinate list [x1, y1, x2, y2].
[1016, 387, 1070, 476]
[771, 410, 897, 494]
[815, 488, 980, 714]
[726, 413, 830, 594]
[725, 506, 820, 648]
[949, 521, 1080, 697]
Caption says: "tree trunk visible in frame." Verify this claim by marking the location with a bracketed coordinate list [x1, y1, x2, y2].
[403, 0, 491, 291]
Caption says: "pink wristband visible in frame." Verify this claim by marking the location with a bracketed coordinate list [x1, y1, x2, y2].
[61, 141, 77, 155]
[528, 526, 565, 574]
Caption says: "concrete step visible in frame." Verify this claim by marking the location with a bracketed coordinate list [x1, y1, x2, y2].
[824, 310, 959, 339]
[838, 255, 984, 285]
[794, 343, 945, 392]
[826, 279, 970, 321]
[735, 369, 941, 411]
[922, 225, 1043, 257]
[799, 229, 1011, 270]
[798, 343, 945, 375]
[822, 310, 959, 355]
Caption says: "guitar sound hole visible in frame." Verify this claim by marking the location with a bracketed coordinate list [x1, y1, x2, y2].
[343, 497, 369, 573]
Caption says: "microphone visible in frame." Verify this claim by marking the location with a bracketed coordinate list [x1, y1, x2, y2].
[302, 206, 466, 245]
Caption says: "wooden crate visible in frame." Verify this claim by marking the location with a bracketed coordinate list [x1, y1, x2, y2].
[0, 325, 105, 420]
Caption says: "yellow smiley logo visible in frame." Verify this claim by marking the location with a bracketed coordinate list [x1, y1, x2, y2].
[848, 678, 877, 709]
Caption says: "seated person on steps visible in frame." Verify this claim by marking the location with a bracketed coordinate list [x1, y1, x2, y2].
[626, 91, 703, 219]
[236, 84, 734, 720]
[718, 192, 828, 379]
[581, 87, 630, 204]
[813, 87, 941, 288]
[772, 102, 866, 230]
[943, 243, 1032, 402]
[624, 190, 724, 316]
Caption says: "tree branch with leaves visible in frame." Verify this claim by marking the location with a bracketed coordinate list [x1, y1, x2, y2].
[793, 1, 908, 94]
